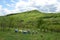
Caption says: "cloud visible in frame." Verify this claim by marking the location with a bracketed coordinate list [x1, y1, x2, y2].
[11, 0, 15, 3]
[0, 5, 13, 16]
[55, 2, 60, 12]
[57, 0, 60, 2]
[13, 0, 58, 12]
[0, 6, 2, 11]
[0, 0, 60, 16]
[37, 4, 57, 12]
[11, 0, 58, 12]
[5, 0, 36, 13]
[0, 5, 2, 10]
[0, 5, 5, 16]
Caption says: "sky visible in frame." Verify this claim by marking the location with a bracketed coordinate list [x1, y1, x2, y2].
[0, 0, 60, 16]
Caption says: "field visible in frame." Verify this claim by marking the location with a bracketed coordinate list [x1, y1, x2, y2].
[0, 31, 60, 40]
[0, 10, 60, 40]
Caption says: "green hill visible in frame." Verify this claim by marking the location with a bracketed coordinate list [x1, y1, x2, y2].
[0, 10, 60, 32]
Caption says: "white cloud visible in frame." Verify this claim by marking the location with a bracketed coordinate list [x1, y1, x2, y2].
[0, 0, 60, 16]
[45, 0, 57, 4]
[0, 5, 13, 16]
[12, 0, 59, 12]
[9, 0, 36, 13]
[6, 4, 15, 8]
[0, 5, 4, 16]
[11, 0, 15, 3]
[3, 8, 11, 14]
[55, 2, 60, 12]
[12, 0, 58, 13]
[0, 5, 2, 10]
[15, 0, 33, 9]
[6, 4, 11, 7]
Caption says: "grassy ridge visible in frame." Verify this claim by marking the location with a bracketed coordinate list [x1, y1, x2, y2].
[0, 31, 60, 40]
[0, 10, 60, 32]
[0, 10, 60, 40]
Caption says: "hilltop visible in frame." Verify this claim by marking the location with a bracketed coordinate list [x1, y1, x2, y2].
[0, 10, 60, 32]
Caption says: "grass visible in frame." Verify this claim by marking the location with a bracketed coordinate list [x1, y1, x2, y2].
[0, 30, 60, 40]
[0, 10, 60, 40]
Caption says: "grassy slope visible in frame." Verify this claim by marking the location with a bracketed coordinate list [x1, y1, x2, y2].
[0, 10, 60, 30]
[0, 10, 60, 40]
[0, 31, 60, 40]
[0, 10, 45, 29]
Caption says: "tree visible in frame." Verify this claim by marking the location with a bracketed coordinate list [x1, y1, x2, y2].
[37, 17, 44, 28]
[0, 17, 7, 31]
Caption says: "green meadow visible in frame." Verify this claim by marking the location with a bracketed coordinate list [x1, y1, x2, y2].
[0, 31, 60, 40]
[0, 10, 60, 40]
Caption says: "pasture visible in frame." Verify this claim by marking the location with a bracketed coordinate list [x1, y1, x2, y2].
[0, 10, 60, 40]
[0, 29, 60, 40]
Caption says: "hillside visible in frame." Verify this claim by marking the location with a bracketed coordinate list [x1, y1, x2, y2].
[0, 10, 60, 32]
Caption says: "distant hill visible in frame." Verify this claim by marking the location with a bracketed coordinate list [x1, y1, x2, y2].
[0, 10, 60, 32]
[6, 10, 41, 16]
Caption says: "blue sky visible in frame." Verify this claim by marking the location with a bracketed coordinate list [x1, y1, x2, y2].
[0, 0, 60, 16]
